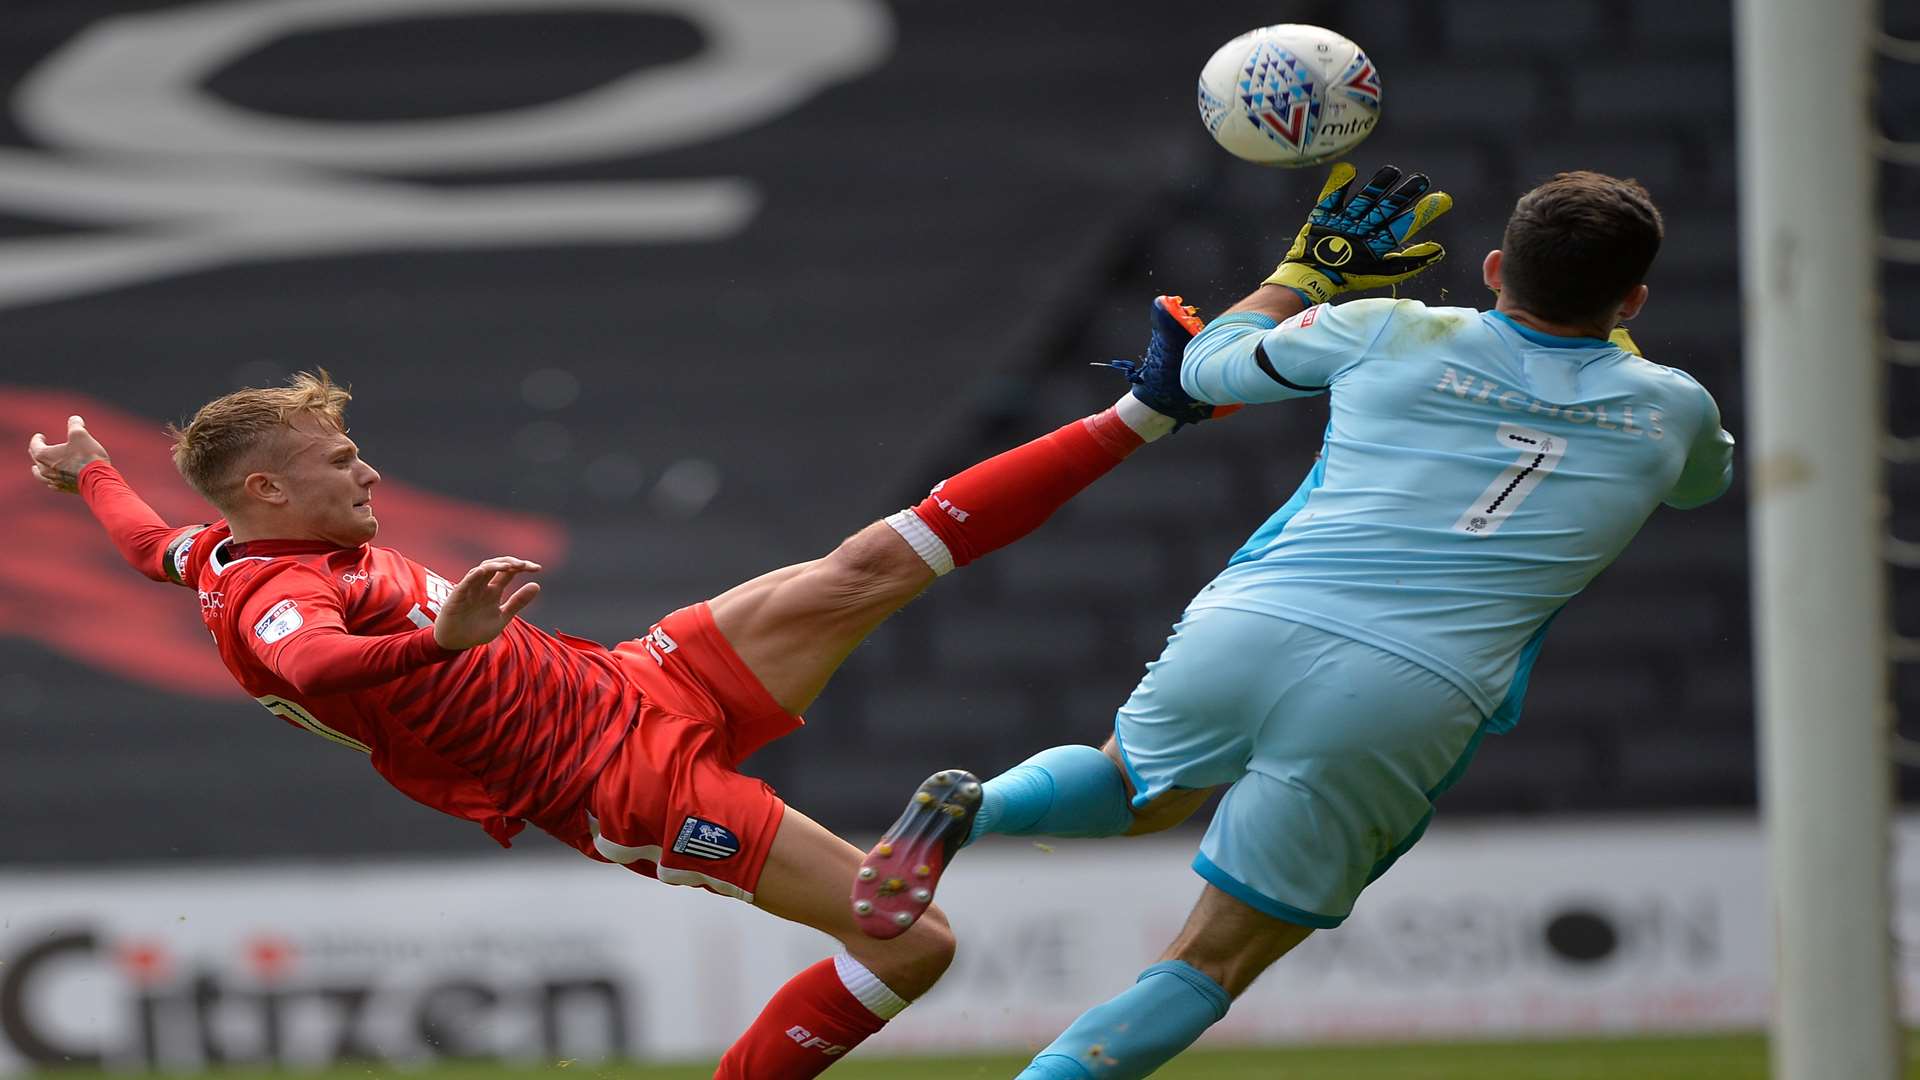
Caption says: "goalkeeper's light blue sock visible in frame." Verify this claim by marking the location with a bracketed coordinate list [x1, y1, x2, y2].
[964, 744, 1133, 846]
[1014, 960, 1231, 1079]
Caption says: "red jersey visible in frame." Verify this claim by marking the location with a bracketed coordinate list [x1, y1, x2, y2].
[79, 463, 638, 846]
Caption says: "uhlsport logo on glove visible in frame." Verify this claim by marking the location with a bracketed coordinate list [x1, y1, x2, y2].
[1312, 236, 1356, 267]
[1266, 162, 1453, 305]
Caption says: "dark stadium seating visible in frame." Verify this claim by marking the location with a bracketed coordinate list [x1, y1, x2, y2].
[1, 0, 1912, 861]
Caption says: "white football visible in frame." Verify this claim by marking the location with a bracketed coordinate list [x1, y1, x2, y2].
[1197, 24, 1381, 168]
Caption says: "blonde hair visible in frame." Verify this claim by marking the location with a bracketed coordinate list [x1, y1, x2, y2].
[167, 370, 351, 509]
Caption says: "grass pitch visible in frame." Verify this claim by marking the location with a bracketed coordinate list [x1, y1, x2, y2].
[37, 1033, 1920, 1080]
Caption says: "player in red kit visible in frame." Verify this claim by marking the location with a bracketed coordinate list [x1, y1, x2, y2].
[25, 296, 1222, 1078]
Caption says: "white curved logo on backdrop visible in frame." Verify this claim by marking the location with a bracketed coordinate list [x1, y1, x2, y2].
[0, 0, 892, 309]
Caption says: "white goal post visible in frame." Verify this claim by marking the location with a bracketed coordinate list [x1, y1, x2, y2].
[1736, 0, 1900, 1078]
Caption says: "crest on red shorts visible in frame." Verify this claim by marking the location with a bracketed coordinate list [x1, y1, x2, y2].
[672, 817, 739, 860]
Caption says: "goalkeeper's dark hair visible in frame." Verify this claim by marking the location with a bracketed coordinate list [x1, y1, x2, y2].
[1500, 172, 1663, 327]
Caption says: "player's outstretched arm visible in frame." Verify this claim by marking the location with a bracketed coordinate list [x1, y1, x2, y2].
[240, 557, 541, 697]
[29, 415, 196, 585]
[432, 557, 543, 650]
[1185, 164, 1452, 406]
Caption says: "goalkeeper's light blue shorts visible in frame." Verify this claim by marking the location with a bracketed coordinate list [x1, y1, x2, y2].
[1112, 606, 1488, 928]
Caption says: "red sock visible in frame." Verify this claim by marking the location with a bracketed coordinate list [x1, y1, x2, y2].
[897, 408, 1143, 571]
[714, 958, 893, 1079]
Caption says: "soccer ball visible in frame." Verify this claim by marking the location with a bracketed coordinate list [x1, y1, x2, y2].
[1196, 24, 1381, 168]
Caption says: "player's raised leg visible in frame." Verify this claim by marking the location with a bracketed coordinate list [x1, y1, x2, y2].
[707, 295, 1215, 717]
[705, 297, 1220, 1076]
[1017, 620, 1486, 1078]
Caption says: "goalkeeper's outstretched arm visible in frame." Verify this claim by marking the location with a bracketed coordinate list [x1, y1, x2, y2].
[28, 414, 196, 586]
[1184, 163, 1453, 406]
[1222, 283, 1311, 324]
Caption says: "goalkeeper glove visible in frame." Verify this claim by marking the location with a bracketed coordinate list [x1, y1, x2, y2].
[1265, 163, 1453, 304]
[1607, 326, 1643, 356]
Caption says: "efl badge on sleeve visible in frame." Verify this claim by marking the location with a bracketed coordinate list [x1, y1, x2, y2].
[671, 817, 740, 860]
[1280, 304, 1320, 331]
[253, 599, 304, 644]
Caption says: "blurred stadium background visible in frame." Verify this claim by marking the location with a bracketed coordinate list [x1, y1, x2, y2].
[1, 0, 1915, 1076]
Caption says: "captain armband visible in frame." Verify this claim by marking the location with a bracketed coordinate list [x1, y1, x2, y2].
[163, 525, 209, 585]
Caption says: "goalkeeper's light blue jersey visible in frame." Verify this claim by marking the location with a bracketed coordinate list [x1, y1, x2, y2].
[1179, 298, 1735, 730]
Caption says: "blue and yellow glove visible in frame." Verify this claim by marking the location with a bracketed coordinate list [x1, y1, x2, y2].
[1265, 163, 1453, 304]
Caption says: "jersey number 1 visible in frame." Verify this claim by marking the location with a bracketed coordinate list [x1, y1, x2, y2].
[1453, 423, 1567, 536]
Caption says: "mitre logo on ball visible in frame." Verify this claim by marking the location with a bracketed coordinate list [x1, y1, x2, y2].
[1198, 24, 1382, 168]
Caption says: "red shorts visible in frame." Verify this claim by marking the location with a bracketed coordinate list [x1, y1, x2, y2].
[549, 603, 803, 902]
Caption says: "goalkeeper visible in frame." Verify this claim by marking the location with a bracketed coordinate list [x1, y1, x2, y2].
[858, 165, 1735, 1079]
